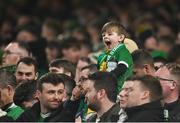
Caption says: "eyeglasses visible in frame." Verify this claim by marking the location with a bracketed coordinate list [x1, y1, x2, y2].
[155, 66, 160, 71]
[156, 76, 174, 82]
[78, 76, 88, 83]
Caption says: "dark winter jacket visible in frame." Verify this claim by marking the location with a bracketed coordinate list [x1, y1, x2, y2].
[45, 99, 79, 122]
[16, 102, 42, 122]
[125, 100, 164, 122]
[16, 101, 75, 122]
[164, 98, 180, 122]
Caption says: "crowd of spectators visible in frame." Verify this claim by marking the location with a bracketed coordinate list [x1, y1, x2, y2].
[0, 0, 180, 122]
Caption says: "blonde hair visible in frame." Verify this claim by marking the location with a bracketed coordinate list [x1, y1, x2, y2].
[165, 63, 180, 85]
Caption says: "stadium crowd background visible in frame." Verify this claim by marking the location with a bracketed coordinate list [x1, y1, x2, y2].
[0, 0, 180, 122]
[0, 0, 180, 68]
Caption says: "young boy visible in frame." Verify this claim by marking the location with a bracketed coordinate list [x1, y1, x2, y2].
[97, 21, 133, 92]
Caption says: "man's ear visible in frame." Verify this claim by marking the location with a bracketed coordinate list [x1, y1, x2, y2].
[6, 85, 14, 96]
[35, 72, 38, 80]
[140, 90, 150, 100]
[170, 81, 177, 90]
[97, 89, 106, 100]
[143, 64, 151, 75]
[36, 90, 41, 99]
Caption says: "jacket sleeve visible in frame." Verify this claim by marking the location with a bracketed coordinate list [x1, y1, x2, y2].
[111, 63, 127, 78]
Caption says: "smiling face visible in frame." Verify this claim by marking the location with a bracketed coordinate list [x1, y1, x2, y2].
[15, 62, 37, 83]
[37, 83, 65, 113]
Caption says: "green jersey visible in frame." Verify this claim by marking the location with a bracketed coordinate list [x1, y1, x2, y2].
[6, 103, 24, 120]
[97, 43, 133, 92]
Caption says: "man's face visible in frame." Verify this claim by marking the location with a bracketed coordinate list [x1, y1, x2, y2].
[2, 42, 29, 66]
[85, 80, 100, 111]
[45, 47, 58, 63]
[63, 47, 80, 64]
[41, 25, 57, 42]
[16, 30, 37, 42]
[80, 69, 89, 79]
[158, 42, 171, 53]
[15, 62, 37, 83]
[133, 65, 146, 77]
[102, 31, 122, 50]
[0, 85, 14, 108]
[155, 66, 173, 99]
[119, 81, 142, 108]
[0, 86, 11, 108]
[38, 83, 65, 112]
[77, 60, 89, 71]
[76, 60, 89, 82]
[119, 81, 133, 108]
[144, 36, 158, 51]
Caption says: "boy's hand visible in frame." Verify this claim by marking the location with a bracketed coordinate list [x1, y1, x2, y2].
[75, 116, 82, 123]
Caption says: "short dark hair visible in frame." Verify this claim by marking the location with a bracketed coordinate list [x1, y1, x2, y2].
[49, 59, 76, 79]
[17, 57, 38, 73]
[0, 70, 17, 89]
[88, 72, 118, 102]
[81, 64, 98, 75]
[57, 74, 76, 97]
[14, 80, 37, 109]
[127, 75, 163, 102]
[79, 57, 92, 64]
[38, 73, 65, 91]
[132, 49, 154, 68]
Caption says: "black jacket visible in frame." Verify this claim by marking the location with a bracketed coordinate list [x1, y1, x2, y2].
[87, 103, 127, 122]
[0, 115, 14, 122]
[16, 101, 75, 122]
[16, 102, 42, 122]
[45, 99, 80, 122]
[164, 98, 180, 122]
[125, 100, 164, 122]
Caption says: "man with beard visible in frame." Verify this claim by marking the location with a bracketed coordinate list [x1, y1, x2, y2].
[82, 72, 127, 122]
[17, 73, 73, 122]
[15, 57, 38, 84]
